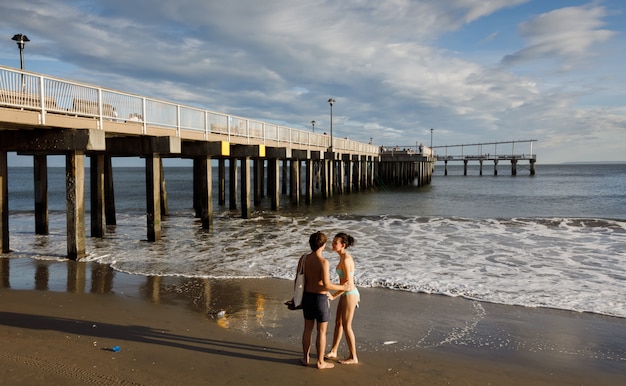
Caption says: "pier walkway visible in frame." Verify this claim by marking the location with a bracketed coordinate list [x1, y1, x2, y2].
[434, 140, 537, 176]
[0, 65, 434, 259]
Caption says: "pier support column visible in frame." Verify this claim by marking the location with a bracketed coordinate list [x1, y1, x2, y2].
[530, 159, 536, 176]
[193, 158, 201, 217]
[353, 158, 361, 192]
[89, 154, 105, 238]
[269, 158, 279, 210]
[104, 156, 116, 226]
[494, 160, 498, 176]
[34, 154, 49, 235]
[229, 158, 238, 210]
[418, 162, 423, 186]
[145, 153, 162, 242]
[314, 160, 321, 189]
[511, 159, 518, 176]
[241, 157, 251, 219]
[281, 159, 288, 195]
[360, 157, 367, 190]
[321, 160, 329, 199]
[464, 160, 468, 176]
[327, 159, 334, 197]
[290, 159, 300, 205]
[479, 159, 483, 176]
[254, 158, 263, 206]
[66, 151, 86, 259]
[0, 151, 8, 253]
[160, 159, 168, 217]
[197, 156, 213, 229]
[218, 158, 226, 205]
[346, 160, 353, 193]
[444, 160, 448, 176]
[337, 160, 345, 195]
[305, 159, 313, 204]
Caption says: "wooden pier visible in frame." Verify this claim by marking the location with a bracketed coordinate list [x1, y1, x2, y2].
[434, 140, 537, 176]
[0, 65, 434, 259]
[378, 148, 435, 186]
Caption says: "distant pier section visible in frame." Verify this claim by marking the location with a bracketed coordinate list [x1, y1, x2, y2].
[434, 140, 537, 176]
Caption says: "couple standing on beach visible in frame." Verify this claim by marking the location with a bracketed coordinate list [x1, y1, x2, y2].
[296, 231, 360, 369]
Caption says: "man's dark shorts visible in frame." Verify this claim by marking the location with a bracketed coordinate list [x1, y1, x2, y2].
[302, 292, 331, 322]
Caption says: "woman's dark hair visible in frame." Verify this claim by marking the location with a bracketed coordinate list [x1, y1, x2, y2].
[309, 231, 327, 251]
[334, 232, 355, 248]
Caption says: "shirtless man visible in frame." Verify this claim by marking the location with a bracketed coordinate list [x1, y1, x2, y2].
[298, 231, 348, 369]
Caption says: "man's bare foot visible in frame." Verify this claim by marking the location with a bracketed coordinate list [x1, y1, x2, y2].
[300, 358, 309, 366]
[325, 352, 337, 360]
[317, 361, 335, 369]
[339, 358, 359, 365]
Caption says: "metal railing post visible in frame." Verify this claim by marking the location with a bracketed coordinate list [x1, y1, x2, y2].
[98, 88, 103, 129]
[176, 105, 181, 137]
[39, 75, 46, 125]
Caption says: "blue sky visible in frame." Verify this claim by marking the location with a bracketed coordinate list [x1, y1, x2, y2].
[1, 0, 625, 165]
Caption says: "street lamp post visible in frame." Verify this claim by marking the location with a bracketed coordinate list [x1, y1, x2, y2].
[311, 120, 316, 133]
[11, 34, 30, 70]
[328, 98, 335, 152]
[430, 128, 434, 149]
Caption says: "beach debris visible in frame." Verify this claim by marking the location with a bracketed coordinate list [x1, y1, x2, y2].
[383, 341, 398, 345]
[92, 324, 97, 328]
[93, 341, 97, 347]
[217, 310, 226, 319]
[112, 346, 121, 352]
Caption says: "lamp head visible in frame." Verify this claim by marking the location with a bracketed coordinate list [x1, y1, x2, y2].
[11, 33, 30, 49]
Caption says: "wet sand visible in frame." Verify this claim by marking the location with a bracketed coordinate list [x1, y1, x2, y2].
[0, 257, 624, 385]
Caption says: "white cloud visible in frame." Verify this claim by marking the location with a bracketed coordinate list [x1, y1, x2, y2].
[0, 0, 625, 163]
[502, 4, 615, 68]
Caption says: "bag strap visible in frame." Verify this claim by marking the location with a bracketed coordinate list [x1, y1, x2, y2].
[299, 254, 307, 275]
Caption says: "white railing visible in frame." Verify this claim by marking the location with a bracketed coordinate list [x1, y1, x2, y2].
[0, 65, 379, 155]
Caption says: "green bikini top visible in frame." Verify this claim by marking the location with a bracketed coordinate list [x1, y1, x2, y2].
[336, 269, 354, 279]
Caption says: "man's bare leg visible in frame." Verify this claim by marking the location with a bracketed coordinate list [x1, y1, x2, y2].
[302, 319, 315, 366]
[316, 321, 334, 369]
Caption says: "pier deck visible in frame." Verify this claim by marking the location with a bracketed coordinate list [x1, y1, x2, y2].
[0, 65, 434, 259]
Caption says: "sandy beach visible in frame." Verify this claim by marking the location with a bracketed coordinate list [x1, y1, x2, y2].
[1, 257, 624, 385]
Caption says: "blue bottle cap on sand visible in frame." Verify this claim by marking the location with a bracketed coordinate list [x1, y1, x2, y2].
[112, 345, 121, 352]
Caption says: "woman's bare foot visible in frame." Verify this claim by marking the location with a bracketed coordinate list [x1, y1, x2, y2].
[325, 352, 338, 360]
[317, 361, 335, 369]
[300, 358, 309, 366]
[339, 358, 359, 365]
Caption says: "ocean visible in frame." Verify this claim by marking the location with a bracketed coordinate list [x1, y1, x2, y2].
[4, 162, 626, 319]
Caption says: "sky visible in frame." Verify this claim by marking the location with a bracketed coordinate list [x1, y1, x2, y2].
[1, 0, 625, 165]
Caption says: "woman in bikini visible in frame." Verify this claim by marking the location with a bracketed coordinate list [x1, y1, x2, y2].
[326, 232, 359, 364]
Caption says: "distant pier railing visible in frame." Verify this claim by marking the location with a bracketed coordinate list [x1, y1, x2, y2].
[434, 140, 537, 176]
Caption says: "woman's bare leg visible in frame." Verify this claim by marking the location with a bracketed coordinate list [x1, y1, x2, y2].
[326, 297, 345, 359]
[338, 295, 359, 364]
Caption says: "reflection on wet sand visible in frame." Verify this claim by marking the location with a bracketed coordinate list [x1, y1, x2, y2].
[0, 258, 9, 288]
[1, 257, 283, 337]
